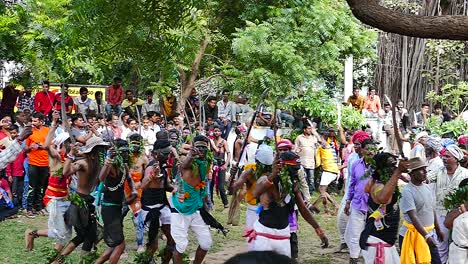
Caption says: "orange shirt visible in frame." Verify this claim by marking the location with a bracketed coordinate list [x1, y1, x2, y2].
[363, 95, 382, 114]
[26, 126, 50, 167]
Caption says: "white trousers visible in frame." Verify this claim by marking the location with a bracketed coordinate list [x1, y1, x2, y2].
[337, 196, 349, 244]
[248, 220, 291, 257]
[344, 208, 366, 258]
[362, 236, 399, 264]
[170, 211, 212, 253]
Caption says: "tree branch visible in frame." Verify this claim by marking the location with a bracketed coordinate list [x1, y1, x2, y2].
[188, 35, 210, 87]
[346, 0, 468, 40]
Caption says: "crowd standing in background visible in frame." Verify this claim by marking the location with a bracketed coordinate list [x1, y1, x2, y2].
[0, 80, 467, 264]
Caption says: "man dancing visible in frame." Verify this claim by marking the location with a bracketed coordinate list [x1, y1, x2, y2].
[95, 139, 130, 264]
[232, 143, 274, 235]
[141, 139, 176, 263]
[25, 112, 72, 252]
[124, 134, 149, 252]
[245, 148, 329, 258]
[171, 135, 213, 264]
[54, 136, 109, 263]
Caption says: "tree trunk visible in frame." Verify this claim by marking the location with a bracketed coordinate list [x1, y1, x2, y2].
[177, 36, 210, 115]
[346, 0, 468, 40]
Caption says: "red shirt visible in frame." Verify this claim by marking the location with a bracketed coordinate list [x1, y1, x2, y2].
[0, 178, 10, 192]
[6, 150, 26, 177]
[53, 93, 74, 112]
[34, 91, 55, 115]
[106, 85, 123, 106]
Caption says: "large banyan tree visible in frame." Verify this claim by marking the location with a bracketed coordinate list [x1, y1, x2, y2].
[347, 0, 468, 114]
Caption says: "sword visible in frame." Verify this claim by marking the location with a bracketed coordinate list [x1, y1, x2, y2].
[60, 85, 75, 144]
[384, 95, 405, 158]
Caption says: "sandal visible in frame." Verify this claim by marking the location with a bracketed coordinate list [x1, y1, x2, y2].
[25, 229, 38, 251]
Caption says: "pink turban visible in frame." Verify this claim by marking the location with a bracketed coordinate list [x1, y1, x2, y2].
[352, 131, 371, 144]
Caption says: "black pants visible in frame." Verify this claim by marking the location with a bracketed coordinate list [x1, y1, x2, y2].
[399, 235, 442, 264]
[27, 165, 49, 211]
[11, 177, 24, 207]
[102, 205, 124, 247]
[210, 166, 229, 206]
[0, 206, 18, 221]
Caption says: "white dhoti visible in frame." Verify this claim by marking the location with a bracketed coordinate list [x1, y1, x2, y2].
[170, 211, 212, 253]
[246, 220, 291, 257]
[436, 214, 450, 263]
[448, 212, 468, 264]
[362, 236, 399, 264]
[245, 204, 258, 231]
[344, 207, 366, 258]
[46, 199, 72, 246]
[140, 204, 172, 226]
[337, 196, 349, 244]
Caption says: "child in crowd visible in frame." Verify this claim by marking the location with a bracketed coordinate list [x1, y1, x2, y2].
[6, 125, 26, 208]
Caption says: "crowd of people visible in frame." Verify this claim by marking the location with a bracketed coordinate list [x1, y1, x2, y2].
[0, 79, 466, 264]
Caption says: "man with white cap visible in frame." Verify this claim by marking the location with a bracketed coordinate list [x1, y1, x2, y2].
[410, 131, 429, 161]
[232, 143, 274, 236]
[425, 136, 444, 191]
[25, 112, 72, 252]
[245, 144, 329, 258]
[433, 144, 468, 263]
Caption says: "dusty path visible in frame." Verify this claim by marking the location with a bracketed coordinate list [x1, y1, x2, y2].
[203, 241, 247, 263]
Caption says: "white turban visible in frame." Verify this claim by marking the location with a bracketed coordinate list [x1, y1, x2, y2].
[426, 136, 443, 152]
[52, 132, 70, 148]
[445, 144, 464, 161]
[415, 131, 429, 142]
[255, 144, 274, 165]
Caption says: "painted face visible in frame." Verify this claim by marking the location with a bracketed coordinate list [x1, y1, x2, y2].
[154, 147, 172, 163]
[169, 132, 179, 147]
[129, 141, 142, 154]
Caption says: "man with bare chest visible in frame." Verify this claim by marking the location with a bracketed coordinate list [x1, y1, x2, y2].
[55, 136, 109, 262]
[124, 134, 149, 252]
[171, 135, 213, 264]
[209, 125, 231, 208]
[246, 149, 329, 258]
[140, 139, 176, 263]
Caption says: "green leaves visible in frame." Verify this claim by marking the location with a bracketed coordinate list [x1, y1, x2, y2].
[444, 185, 468, 210]
[226, 0, 376, 99]
[426, 82, 468, 116]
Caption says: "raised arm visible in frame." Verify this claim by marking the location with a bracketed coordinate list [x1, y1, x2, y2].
[372, 160, 408, 205]
[44, 111, 60, 148]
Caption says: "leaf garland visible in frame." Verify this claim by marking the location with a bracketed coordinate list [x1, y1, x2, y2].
[444, 185, 468, 210]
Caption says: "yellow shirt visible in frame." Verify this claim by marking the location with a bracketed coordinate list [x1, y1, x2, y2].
[315, 144, 339, 174]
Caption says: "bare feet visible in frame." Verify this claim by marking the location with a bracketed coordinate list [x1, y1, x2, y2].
[25, 229, 38, 251]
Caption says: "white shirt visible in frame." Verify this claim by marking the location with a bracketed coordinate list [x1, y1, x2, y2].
[74, 97, 97, 115]
[217, 100, 236, 121]
[434, 165, 468, 215]
[141, 100, 160, 116]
